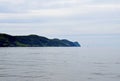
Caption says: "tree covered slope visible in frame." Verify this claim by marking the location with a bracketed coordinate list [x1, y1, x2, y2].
[0, 33, 81, 47]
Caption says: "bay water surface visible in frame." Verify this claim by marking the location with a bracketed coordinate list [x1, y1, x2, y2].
[0, 47, 120, 81]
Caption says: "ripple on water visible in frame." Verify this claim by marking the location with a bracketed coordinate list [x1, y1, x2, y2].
[92, 72, 106, 76]
[0, 74, 50, 79]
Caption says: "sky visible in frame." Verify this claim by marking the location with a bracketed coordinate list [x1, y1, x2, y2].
[0, 0, 120, 47]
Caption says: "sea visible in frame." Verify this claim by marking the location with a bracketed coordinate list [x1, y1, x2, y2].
[0, 47, 120, 81]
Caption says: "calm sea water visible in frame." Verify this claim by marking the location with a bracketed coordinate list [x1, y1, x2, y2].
[0, 47, 120, 81]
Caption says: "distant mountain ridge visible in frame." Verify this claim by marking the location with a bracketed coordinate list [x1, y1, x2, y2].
[0, 33, 81, 47]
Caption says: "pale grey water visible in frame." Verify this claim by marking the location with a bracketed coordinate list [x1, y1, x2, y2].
[0, 47, 120, 81]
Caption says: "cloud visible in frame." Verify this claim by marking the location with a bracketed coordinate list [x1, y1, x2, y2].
[0, 3, 119, 18]
[0, 0, 119, 13]
[0, 0, 120, 35]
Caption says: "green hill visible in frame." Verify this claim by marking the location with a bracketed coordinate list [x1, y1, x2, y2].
[0, 33, 81, 47]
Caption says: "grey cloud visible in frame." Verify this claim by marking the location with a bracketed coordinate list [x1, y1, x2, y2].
[0, 0, 78, 13]
[0, 0, 119, 34]
[91, 0, 120, 4]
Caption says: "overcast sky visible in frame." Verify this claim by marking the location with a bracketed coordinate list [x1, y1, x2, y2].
[0, 0, 120, 47]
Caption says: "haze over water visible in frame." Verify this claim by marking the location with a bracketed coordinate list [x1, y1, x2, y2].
[0, 47, 120, 81]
